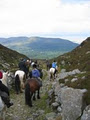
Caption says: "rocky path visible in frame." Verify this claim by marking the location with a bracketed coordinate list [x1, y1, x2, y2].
[5, 70, 52, 120]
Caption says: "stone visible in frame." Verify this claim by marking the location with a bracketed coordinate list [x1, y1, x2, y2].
[52, 102, 59, 108]
[71, 78, 78, 82]
[57, 106, 62, 112]
[81, 105, 90, 120]
[60, 87, 83, 120]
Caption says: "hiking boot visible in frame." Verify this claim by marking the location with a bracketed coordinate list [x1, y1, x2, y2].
[7, 102, 13, 108]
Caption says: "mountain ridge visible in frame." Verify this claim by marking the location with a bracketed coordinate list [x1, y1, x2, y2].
[0, 36, 79, 59]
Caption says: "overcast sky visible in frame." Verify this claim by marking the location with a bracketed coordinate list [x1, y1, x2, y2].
[0, 0, 90, 43]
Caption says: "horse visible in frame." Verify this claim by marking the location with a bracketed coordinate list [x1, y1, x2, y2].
[0, 71, 11, 120]
[49, 67, 58, 80]
[25, 78, 42, 107]
[15, 70, 26, 94]
[29, 68, 43, 100]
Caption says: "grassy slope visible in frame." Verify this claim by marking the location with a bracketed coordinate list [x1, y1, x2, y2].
[56, 37, 90, 72]
[0, 44, 29, 71]
[55, 37, 90, 105]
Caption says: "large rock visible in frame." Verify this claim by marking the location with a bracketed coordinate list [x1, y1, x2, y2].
[60, 87, 83, 120]
[59, 69, 81, 79]
[81, 105, 90, 120]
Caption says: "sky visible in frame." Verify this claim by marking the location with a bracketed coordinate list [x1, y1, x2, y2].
[0, 0, 90, 43]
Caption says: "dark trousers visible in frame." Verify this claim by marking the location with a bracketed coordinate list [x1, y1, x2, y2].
[0, 91, 10, 105]
[0, 81, 10, 106]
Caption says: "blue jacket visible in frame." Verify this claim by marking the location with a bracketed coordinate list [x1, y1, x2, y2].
[32, 69, 40, 78]
[52, 62, 57, 68]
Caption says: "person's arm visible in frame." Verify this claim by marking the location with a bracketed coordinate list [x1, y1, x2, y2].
[37, 70, 40, 77]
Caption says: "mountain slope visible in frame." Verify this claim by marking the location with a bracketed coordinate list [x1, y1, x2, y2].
[0, 36, 79, 59]
[55, 37, 90, 105]
[56, 37, 90, 72]
[0, 44, 28, 70]
[27, 37, 78, 51]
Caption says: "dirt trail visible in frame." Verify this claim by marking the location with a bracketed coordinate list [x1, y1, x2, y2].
[6, 70, 51, 120]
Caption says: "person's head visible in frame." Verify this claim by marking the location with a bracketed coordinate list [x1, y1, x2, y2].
[54, 60, 56, 62]
[0, 71, 3, 79]
[25, 59, 30, 65]
[27, 59, 30, 63]
[20, 58, 23, 61]
[35, 60, 37, 64]
[33, 64, 37, 69]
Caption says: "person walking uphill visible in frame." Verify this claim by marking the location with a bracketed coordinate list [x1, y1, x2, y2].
[0, 71, 13, 108]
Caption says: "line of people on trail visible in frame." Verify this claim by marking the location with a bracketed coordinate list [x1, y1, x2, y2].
[0, 58, 57, 109]
[0, 59, 43, 109]
[18, 58, 42, 87]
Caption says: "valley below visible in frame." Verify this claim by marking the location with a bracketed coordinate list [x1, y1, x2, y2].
[0, 36, 78, 59]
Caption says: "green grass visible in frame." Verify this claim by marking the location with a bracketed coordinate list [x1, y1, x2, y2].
[36, 93, 52, 114]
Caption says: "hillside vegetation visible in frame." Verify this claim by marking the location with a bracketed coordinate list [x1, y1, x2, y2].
[0, 44, 28, 71]
[54, 37, 90, 105]
[56, 37, 90, 72]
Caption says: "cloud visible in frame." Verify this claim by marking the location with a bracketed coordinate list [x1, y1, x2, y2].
[0, 0, 90, 43]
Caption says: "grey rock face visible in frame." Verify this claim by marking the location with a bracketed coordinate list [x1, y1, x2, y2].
[59, 69, 81, 79]
[60, 87, 83, 120]
[81, 105, 90, 120]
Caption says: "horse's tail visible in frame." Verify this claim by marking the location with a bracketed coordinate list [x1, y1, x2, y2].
[23, 73, 26, 83]
[15, 74, 20, 94]
[25, 83, 32, 107]
[49, 68, 53, 78]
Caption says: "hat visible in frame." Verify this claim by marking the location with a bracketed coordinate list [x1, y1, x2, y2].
[33, 64, 37, 68]
[0, 71, 3, 79]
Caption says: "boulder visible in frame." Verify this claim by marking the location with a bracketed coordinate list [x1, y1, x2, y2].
[60, 87, 83, 120]
[81, 105, 90, 120]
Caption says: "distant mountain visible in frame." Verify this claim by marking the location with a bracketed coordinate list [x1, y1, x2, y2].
[0, 44, 28, 70]
[0, 36, 79, 59]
